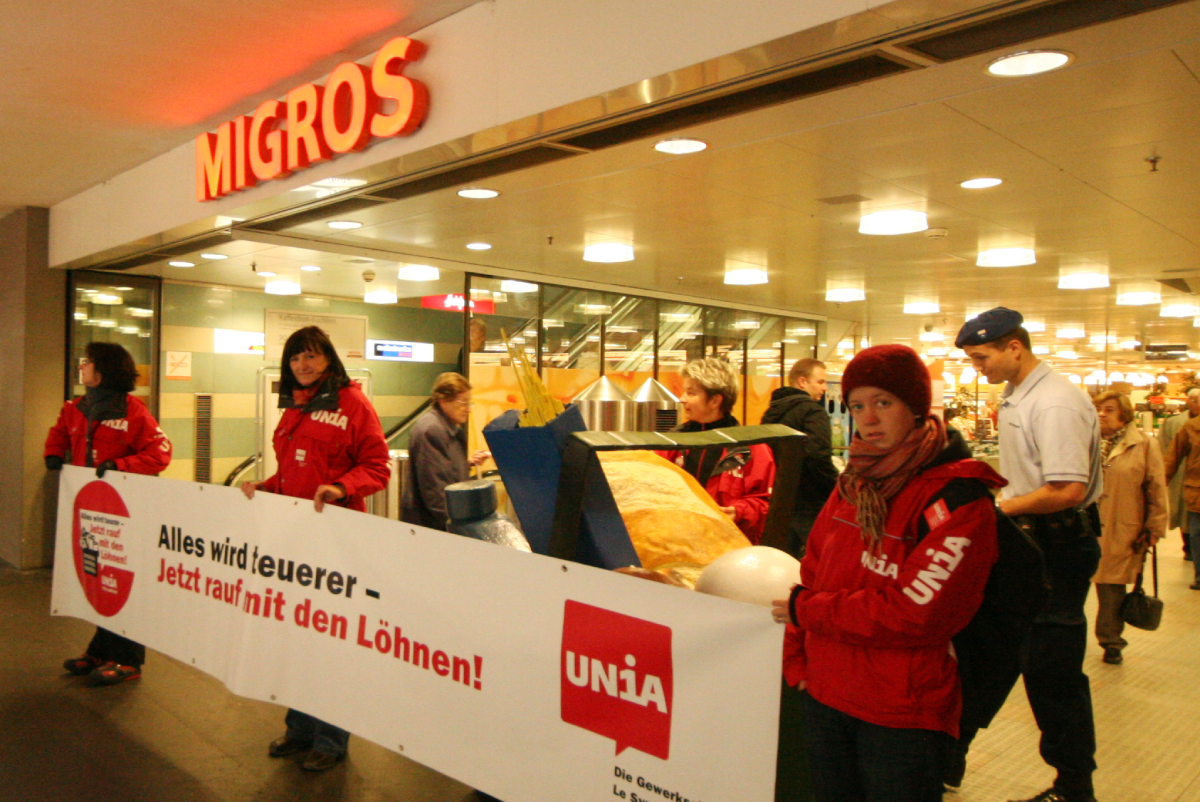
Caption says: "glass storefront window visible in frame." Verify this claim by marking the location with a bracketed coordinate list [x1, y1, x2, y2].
[602, 297, 656, 393]
[68, 271, 161, 414]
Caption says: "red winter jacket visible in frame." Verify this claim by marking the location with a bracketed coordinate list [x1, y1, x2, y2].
[784, 434, 1003, 736]
[45, 395, 172, 475]
[260, 380, 391, 512]
[658, 415, 776, 543]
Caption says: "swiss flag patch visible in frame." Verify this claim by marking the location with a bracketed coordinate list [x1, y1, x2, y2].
[924, 499, 951, 531]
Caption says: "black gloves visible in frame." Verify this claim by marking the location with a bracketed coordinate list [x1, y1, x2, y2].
[95, 460, 118, 478]
[45, 455, 64, 471]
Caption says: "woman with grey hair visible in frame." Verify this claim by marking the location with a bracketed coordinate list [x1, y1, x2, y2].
[1093, 390, 1168, 664]
[659, 357, 775, 542]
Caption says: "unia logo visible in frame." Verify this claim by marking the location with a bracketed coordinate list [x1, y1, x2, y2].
[72, 481, 135, 616]
[560, 600, 673, 760]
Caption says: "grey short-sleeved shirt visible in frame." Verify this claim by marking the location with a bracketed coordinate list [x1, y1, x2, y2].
[998, 360, 1103, 506]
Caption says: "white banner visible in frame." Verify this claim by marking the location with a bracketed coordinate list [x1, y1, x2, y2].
[52, 467, 782, 802]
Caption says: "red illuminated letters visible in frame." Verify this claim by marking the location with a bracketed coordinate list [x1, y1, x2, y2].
[196, 36, 428, 201]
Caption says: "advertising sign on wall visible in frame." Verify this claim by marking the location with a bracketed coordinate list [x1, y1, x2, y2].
[264, 310, 368, 361]
[52, 468, 783, 802]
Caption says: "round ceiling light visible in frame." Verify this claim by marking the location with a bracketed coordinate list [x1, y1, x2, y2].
[1116, 282, 1160, 305]
[1161, 301, 1200, 318]
[1056, 327, 1086, 339]
[825, 287, 865, 302]
[300, 265, 322, 272]
[960, 177, 1002, 189]
[583, 243, 634, 263]
[724, 268, 768, 285]
[1022, 321, 1046, 333]
[264, 280, 301, 296]
[903, 300, 940, 315]
[200, 253, 229, 260]
[364, 288, 397, 305]
[257, 270, 277, 277]
[977, 247, 1036, 267]
[168, 260, 195, 268]
[327, 220, 363, 230]
[397, 264, 440, 282]
[858, 210, 928, 235]
[987, 50, 1073, 77]
[466, 242, 492, 250]
[457, 188, 500, 199]
[654, 138, 708, 155]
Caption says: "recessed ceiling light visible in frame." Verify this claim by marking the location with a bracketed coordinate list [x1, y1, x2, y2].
[960, 177, 1002, 189]
[457, 188, 500, 199]
[978, 247, 1036, 267]
[1032, 345, 1050, 355]
[724, 268, 768, 285]
[200, 253, 228, 260]
[300, 265, 321, 272]
[500, 280, 538, 293]
[466, 242, 492, 250]
[327, 220, 362, 230]
[987, 50, 1073, 77]
[583, 243, 634, 263]
[1161, 301, 1200, 318]
[1056, 327, 1086, 339]
[1058, 270, 1108, 289]
[1023, 321, 1045, 333]
[364, 288, 397, 305]
[168, 260, 195, 268]
[859, 210, 928, 235]
[903, 300, 940, 315]
[825, 287, 865, 302]
[397, 264, 440, 282]
[264, 280, 301, 296]
[257, 270, 277, 277]
[1115, 282, 1160, 305]
[654, 138, 708, 155]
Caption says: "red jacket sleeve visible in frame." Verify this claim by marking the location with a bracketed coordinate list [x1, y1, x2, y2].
[708, 443, 775, 543]
[790, 491, 998, 649]
[115, 405, 172, 476]
[331, 393, 392, 501]
[44, 402, 73, 460]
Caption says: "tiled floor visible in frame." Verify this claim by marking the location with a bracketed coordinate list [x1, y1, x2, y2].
[3, 534, 1196, 802]
[955, 530, 1200, 802]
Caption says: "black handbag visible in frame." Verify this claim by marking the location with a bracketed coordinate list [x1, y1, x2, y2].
[1120, 544, 1163, 631]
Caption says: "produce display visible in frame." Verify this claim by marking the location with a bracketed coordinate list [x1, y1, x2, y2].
[596, 450, 751, 569]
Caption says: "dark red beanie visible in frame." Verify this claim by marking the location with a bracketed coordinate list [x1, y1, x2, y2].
[842, 344, 932, 418]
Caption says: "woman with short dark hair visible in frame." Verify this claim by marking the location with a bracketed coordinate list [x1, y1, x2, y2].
[46, 342, 172, 686]
[242, 326, 390, 771]
[402, 372, 490, 530]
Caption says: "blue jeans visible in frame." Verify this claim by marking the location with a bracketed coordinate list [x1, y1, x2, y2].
[800, 693, 948, 802]
[285, 708, 349, 756]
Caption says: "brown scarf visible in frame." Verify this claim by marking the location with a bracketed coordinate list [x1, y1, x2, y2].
[290, 372, 329, 408]
[837, 416, 948, 551]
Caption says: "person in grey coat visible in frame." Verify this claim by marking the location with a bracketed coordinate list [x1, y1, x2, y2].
[402, 373, 490, 530]
[761, 358, 839, 558]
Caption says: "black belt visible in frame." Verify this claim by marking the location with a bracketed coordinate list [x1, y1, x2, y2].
[1015, 503, 1099, 539]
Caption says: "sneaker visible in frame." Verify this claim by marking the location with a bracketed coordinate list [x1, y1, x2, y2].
[268, 736, 312, 758]
[1102, 647, 1123, 665]
[302, 750, 345, 771]
[62, 654, 105, 676]
[88, 662, 141, 685]
[1009, 789, 1097, 802]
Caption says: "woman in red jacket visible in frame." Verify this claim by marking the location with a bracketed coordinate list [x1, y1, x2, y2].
[242, 326, 390, 772]
[771, 345, 1001, 802]
[47, 342, 172, 685]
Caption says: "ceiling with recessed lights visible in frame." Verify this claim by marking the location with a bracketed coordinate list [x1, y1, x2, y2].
[82, 1, 1200, 376]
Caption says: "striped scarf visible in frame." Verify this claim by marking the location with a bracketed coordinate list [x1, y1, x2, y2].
[837, 416, 948, 551]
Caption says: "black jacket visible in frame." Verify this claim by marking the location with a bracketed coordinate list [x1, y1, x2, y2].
[761, 387, 838, 516]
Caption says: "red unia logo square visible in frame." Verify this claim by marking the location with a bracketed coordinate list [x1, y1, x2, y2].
[560, 600, 673, 760]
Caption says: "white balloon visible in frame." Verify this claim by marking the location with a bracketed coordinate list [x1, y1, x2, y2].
[696, 546, 801, 607]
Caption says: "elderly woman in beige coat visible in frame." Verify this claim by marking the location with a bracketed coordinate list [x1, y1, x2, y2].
[1093, 391, 1168, 665]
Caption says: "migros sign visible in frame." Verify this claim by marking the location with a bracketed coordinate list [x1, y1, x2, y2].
[196, 37, 428, 202]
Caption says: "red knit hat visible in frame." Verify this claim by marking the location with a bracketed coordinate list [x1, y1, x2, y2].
[842, 344, 932, 418]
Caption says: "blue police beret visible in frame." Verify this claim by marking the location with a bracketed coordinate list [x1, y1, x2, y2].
[955, 307, 1023, 348]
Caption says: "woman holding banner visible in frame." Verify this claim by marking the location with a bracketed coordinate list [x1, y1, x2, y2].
[771, 345, 1002, 802]
[241, 326, 390, 772]
[47, 342, 172, 686]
